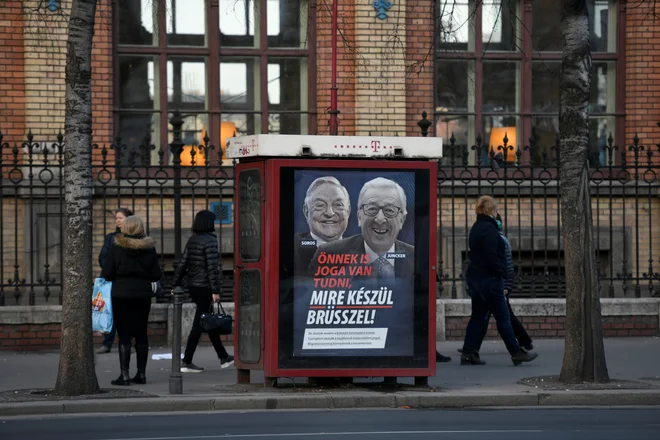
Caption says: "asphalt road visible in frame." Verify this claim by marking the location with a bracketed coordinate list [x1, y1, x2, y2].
[1, 408, 659, 440]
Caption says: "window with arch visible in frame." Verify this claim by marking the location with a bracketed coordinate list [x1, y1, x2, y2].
[115, 0, 315, 165]
[435, 0, 623, 166]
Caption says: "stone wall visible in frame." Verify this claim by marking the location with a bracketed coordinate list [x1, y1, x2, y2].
[440, 298, 660, 341]
[0, 302, 235, 351]
[445, 315, 659, 340]
[0, 298, 657, 351]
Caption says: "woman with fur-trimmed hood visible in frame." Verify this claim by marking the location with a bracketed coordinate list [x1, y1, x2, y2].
[96, 207, 133, 355]
[102, 215, 162, 386]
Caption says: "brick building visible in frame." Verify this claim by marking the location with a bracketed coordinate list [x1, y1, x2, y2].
[1, 1, 653, 152]
[0, 0, 659, 349]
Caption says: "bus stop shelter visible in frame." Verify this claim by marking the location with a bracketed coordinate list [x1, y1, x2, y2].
[227, 134, 443, 387]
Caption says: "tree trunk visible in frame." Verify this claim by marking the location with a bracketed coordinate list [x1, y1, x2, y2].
[54, 0, 100, 396]
[558, 0, 609, 384]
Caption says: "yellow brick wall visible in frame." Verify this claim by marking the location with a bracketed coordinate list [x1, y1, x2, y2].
[19, 0, 113, 149]
[354, 0, 407, 136]
[22, 1, 69, 137]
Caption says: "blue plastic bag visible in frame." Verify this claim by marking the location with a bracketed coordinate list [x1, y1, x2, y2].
[92, 278, 113, 333]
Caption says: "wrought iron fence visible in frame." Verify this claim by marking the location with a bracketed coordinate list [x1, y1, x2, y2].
[431, 121, 660, 299]
[0, 112, 235, 306]
[0, 113, 659, 306]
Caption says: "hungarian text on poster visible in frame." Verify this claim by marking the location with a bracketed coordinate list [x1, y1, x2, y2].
[291, 170, 416, 357]
[303, 252, 395, 350]
[302, 328, 388, 350]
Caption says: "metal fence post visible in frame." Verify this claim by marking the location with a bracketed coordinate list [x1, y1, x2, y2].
[169, 112, 184, 395]
[170, 112, 184, 272]
[418, 111, 432, 137]
[169, 286, 184, 394]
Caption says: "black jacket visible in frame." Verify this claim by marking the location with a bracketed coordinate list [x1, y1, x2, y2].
[98, 228, 120, 269]
[172, 232, 221, 293]
[466, 214, 507, 279]
[499, 231, 515, 292]
[293, 231, 318, 276]
[101, 234, 163, 299]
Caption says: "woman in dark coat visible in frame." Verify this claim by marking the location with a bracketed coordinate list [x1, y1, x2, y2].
[458, 213, 534, 355]
[97, 207, 133, 354]
[460, 196, 537, 366]
[173, 210, 234, 373]
[491, 214, 533, 350]
[102, 216, 162, 386]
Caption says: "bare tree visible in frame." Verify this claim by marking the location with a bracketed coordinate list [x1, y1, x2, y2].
[430, 0, 611, 382]
[54, 0, 100, 396]
[558, 0, 609, 384]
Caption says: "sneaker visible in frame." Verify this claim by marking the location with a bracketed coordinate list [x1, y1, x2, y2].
[524, 343, 534, 351]
[181, 362, 204, 373]
[96, 345, 111, 354]
[220, 355, 234, 369]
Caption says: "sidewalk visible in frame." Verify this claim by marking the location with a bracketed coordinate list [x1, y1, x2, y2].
[1, 338, 659, 416]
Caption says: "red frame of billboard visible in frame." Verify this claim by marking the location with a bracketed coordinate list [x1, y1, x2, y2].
[234, 158, 437, 378]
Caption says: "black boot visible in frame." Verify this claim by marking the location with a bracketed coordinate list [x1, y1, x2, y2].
[511, 348, 538, 366]
[131, 344, 149, 384]
[111, 344, 131, 386]
[436, 351, 451, 363]
[460, 352, 486, 365]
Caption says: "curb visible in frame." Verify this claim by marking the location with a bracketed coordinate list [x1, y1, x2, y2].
[1, 391, 660, 417]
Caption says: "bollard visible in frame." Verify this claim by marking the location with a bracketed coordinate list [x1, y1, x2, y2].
[169, 286, 184, 394]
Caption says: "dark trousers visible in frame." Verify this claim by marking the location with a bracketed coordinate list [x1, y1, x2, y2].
[102, 324, 116, 348]
[113, 297, 152, 346]
[462, 277, 520, 355]
[476, 296, 532, 351]
[183, 287, 229, 364]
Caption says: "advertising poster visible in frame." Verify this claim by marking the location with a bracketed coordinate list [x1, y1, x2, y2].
[291, 170, 416, 357]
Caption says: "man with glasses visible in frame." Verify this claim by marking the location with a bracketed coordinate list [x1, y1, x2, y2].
[295, 176, 351, 275]
[309, 177, 452, 362]
[310, 177, 413, 279]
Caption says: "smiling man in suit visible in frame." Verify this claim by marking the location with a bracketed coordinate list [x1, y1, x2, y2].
[306, 177, 451, 362]
[294, 176, 351, 275]
[310, 177, 414, 279]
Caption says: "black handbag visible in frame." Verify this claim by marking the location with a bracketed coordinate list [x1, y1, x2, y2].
[200, 302, 233, 335]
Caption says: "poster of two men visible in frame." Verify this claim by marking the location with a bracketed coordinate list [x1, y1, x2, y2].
[293, 173, 415, 279]
[290, 170, 417, 357]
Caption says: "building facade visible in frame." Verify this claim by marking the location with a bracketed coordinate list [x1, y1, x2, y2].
[0, 0, 659, 348]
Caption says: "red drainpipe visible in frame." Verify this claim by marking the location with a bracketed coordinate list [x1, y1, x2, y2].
[328, 0, 340, 136]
